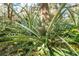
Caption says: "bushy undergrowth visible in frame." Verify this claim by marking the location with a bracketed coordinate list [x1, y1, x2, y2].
[0, 3, 79, 56]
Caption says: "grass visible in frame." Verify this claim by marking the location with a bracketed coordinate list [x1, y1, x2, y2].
[0, 3, 79, 56]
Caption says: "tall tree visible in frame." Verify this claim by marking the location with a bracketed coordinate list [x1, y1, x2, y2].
[7, 3, 13, 20]
[37, 3, 59, 35]
[37, 3, 49, 35]
[40, 3, 50, 26]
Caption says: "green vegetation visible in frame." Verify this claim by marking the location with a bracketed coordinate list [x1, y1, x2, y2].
[0, 3, 79, 56]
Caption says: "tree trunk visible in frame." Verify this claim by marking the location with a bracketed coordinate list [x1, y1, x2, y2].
[7, 3, 13, 20]
[37, 3, 49, 35]
[40, 3, 50, 26]
[38, 3, 59, 35]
